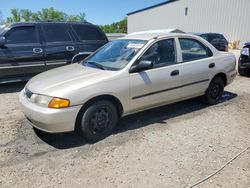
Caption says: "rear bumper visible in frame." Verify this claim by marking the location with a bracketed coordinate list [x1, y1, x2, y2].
[19, 89, 82, 133]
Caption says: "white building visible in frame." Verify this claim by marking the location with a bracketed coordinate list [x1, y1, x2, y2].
[127, 0, 250, 48]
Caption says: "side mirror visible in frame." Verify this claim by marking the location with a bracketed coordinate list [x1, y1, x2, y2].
[71, 52, 92, 64]
[0, 37, 6, 47]
[130, 60, 152, 73]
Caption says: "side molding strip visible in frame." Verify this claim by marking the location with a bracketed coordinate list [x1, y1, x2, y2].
[132, 79, 209, 100]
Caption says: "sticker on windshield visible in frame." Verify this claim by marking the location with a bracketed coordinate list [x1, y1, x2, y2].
[127, 43, 144, 49]
[241, 48, 249, 56]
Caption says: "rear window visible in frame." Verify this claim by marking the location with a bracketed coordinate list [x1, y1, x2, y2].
[208, 34, 223, 42]
[5, 26, 39, 44]
[42, 24, 72, 43]
[72, 24, 106, 41]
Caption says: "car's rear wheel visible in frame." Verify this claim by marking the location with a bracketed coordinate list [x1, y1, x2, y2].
[203, 77, 225, 105]
[78, 100, 118, 141]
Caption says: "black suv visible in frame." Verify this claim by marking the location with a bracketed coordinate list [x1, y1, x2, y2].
[238, 42, 250, 76]
[0, 22, 108, 84]
[193, 33, 228, 51]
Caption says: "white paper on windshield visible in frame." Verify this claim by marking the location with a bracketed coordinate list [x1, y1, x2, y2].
[127, 43, 144, 49]
[241, 48, 249, 56]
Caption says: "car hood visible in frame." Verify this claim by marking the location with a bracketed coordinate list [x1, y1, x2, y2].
[26, 63, 115, 97]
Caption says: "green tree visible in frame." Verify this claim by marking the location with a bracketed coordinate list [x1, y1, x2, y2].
[20, 9, 33, 21]
[100, 17, 127, 33]
[6, 8, 21, 23]
[78, 12, 86, 21]
[37, 8, 66, 21]
[4, 7, 86, 23]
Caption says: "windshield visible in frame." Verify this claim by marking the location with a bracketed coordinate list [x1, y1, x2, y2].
[81, 39, 147, 70]
[0, 25, 7, 35]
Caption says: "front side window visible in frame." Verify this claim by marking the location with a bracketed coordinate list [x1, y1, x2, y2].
[179, 38, 211, 62]
[42, 24, 72, 43]
[81, 39, 147, 70]
[140, 38, 176, 68]
[5, 26, 39, 44]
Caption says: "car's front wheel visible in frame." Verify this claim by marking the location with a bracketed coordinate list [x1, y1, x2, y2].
[203, 77, 225, 105]
[78, 100, 118, 141]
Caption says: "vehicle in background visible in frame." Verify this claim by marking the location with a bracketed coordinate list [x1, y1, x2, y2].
[19, 29, 237, 141]
[0, 21, 108, 84]
[192, 32, 228, 52]
[238, 42, 250, 76]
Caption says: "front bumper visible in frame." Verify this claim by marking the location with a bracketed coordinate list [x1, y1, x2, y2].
[239, 62, 250, 69]
[19, 89, 82, 133]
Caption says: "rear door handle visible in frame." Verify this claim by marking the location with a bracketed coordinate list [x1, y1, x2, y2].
[66, 46, 75, 52]
[171, 70, 179, 76]
[209, 63, 215, 68]
[33, 48, 43, 54]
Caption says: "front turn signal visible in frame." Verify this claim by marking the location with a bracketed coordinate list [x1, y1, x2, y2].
[48, 97, 70, 108]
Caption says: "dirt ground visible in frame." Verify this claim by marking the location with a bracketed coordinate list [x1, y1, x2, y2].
[0, 51, 249, 188]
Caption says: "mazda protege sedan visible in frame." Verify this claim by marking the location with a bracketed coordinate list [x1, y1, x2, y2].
[19, 29, 237, 141]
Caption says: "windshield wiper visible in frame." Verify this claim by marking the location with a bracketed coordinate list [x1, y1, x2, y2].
[87, 61, 106, 70]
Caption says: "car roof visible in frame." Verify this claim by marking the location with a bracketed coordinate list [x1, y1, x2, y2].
[191, 32, 223, 36]
[123, 29, 185, 40]
[122, 29, 200, 40]
[9, 21, 94, 27]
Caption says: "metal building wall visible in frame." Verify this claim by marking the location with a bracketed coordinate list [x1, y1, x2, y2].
[128, 0, 250, 47]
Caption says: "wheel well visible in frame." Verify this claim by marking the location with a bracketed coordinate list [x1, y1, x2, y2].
[213, 73, 227, 86]
[75, 95, 124, 130]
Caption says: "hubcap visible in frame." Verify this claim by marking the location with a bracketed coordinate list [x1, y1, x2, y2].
[210, 83, 221, 99]
[89, 107, 111, 134]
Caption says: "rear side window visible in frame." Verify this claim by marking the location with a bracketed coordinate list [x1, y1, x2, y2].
[72, 24, 106, 41]
[5, 26, 39, 44]
[42, 24, 72, 43]
[179, 38, 212, 62]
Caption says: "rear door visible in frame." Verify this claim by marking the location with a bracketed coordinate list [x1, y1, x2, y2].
[70, 24, 108, 54]
[41, 23, 76, 70]
[173, 37, 215, 98]
[0, 25, 45, 82]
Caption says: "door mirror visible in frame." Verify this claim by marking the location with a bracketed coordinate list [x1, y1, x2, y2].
[0, 37, 6, 47]
[130, 60, 153, 73]
[71, 52, 92, 64]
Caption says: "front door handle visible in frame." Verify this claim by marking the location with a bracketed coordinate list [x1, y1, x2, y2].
[171, 70, 179, 76]
[33, 48, 43, 54]
[209, 63, 215, 68]
[66, 46, 75, 52]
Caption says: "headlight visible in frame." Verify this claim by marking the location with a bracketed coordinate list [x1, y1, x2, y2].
[30, 94, 70, 108]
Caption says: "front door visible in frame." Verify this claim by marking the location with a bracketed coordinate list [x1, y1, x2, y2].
[0, 25, 45, 82]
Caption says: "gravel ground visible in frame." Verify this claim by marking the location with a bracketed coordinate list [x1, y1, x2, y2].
[0, 51, 249, 188]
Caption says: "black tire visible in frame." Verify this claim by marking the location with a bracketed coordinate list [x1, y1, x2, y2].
[203, 77, 225, 105]
[77, 100, 118, 141]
